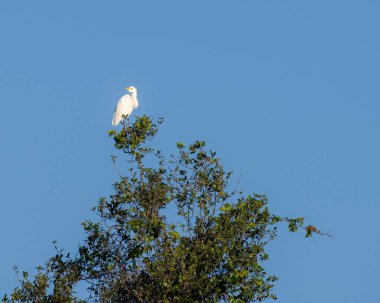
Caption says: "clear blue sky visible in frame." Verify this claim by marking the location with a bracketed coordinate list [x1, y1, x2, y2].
[1, 1, 379, 301]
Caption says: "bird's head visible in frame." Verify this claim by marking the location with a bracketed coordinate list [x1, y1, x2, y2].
[125, 86, 137, 93]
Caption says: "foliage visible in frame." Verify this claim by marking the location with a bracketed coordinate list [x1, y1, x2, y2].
[4, 115, 323, 303]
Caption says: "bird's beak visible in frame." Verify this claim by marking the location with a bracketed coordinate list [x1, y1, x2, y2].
[124, 87, 130, 91]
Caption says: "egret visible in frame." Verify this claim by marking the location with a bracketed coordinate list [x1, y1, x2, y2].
[112, 86, 139, 126]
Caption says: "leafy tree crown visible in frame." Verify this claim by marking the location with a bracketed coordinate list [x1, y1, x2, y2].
[5, 116, 322, 303]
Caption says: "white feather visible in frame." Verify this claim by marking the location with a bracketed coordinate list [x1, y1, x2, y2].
[112, 87, 139, 126]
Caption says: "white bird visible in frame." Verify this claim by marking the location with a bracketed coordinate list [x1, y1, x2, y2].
[112, 86, 139, 126]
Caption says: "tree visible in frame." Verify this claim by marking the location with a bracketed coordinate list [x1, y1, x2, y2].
[4, 116, 323, 303]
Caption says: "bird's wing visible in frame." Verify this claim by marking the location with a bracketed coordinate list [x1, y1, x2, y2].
[112, 94, 132, 126]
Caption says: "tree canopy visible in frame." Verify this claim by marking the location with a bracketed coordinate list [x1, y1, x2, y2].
[4, 116, 323, 303]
